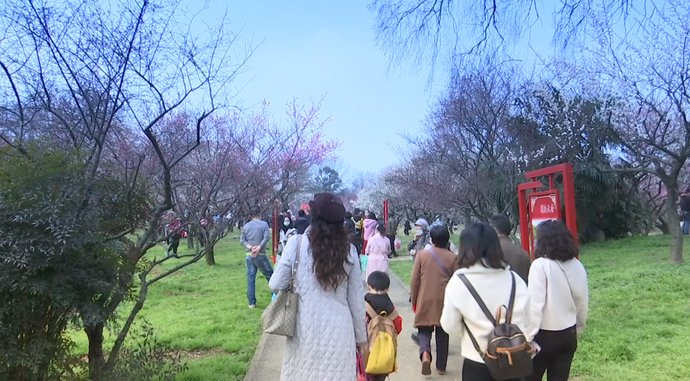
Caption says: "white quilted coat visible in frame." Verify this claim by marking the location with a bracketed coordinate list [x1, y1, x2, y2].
[269, 234, 367, 381]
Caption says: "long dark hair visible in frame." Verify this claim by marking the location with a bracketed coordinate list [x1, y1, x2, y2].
[455, 222, 505, 270]
[309, 216, 351, 291]
[534, 220, 578, 261]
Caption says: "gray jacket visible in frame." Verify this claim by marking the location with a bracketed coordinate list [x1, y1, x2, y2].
[240, 219, 270, 255]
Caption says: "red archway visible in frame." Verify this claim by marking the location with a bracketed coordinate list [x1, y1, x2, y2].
[517, 163, 578, 259]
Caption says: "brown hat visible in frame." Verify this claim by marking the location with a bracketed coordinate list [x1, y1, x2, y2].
[309, 192, 346, 223]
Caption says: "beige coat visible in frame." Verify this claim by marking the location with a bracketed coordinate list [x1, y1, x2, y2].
[410, 247, 456, 327]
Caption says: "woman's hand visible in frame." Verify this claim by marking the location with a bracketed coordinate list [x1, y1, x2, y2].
[528, 341, 541, 359]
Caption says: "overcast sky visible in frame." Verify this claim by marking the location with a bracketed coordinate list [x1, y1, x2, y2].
[191, 1, 438, 180]
[196, 1, 560, 182]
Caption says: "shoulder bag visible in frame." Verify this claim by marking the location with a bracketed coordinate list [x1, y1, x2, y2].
[429, 248, 452, 278]
[554, 260, 575, 301]
[261, 235, 302, 337]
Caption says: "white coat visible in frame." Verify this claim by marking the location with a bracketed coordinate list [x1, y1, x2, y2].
[440, 264, 531, 364]
[269, 234, 367, 381]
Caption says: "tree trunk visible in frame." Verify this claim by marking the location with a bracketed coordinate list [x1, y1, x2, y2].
[664, 185, 684, 264]
[186, 233, 194, 249]
[106, 272, 149, 375]
[205, 242, 216, 265]
[85, 323, 106, 381]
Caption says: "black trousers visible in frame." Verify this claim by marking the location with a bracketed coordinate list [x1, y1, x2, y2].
[462, 359, 525, 381]
[417, 325, 449, 371]
[386, 234, 397, 255]
[527, 326, 577, 381]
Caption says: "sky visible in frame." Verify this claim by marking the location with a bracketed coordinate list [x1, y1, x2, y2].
[194, 1, 443, 181]
[194, 1, 562, 182]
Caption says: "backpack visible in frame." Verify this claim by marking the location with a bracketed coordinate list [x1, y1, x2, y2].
[458, 272, 533, 381]
[364, 302, 398, 375]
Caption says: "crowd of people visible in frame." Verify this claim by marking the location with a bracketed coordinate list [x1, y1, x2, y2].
[241, 192, 589, 381]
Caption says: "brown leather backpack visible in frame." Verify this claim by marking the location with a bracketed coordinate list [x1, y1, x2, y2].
[459, 272, 533, 380]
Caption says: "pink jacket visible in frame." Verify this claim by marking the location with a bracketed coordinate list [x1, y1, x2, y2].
[366, 233, 391, 256]
[363, 219, 378, 241]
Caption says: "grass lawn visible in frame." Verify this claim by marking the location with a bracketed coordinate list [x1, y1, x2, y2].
[69, 231, 268, 381]
[66, 231, 690, 380]
[389, 234, 690, 381]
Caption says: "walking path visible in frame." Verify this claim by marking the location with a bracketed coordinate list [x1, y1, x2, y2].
[244, 259, 465, 381]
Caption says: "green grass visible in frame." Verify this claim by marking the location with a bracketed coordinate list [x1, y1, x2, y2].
[65, 231, 690, 381]
[389, 234, 690, 381]
[69, 232, 268, 381]
[389, 258, 415, 285]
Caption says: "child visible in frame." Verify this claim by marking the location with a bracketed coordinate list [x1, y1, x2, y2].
[365, 271, 403, 381]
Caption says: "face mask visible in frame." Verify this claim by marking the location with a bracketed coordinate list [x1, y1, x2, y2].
[283, 218, 290, 227]
[415, 227, 423, 236]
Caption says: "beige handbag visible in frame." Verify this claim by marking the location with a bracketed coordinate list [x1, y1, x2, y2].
[261, 235, 302, 337]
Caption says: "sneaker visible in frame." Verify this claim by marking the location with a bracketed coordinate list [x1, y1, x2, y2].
[248, 304, 256, 309]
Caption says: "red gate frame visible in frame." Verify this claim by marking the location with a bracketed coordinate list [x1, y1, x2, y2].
[383, 199, 389, 230]
[517, 163, 578, 258]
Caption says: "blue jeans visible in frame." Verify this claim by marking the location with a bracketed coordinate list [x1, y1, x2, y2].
[683, 212, 690, 235]
[246, 255, 273, 305]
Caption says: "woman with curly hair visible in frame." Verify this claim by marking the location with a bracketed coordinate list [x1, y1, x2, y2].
[526, 220, 589, 381]
[269, 192, 367, 381]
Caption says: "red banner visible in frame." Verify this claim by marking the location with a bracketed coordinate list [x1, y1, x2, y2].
[528, 190, 561, 253]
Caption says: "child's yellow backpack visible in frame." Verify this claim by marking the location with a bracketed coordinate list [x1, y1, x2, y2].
[364, 303, 399, 375]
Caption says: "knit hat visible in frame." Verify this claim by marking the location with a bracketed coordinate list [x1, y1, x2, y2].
[309, 192, 346, 223]
[414, 218, 429, 227]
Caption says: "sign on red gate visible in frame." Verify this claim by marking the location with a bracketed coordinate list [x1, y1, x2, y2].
[528, 190, 561, 253]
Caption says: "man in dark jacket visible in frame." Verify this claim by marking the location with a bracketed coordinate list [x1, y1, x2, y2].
[491, 214, 531, 283]
[680, 188, 690, 235]
[386, 211, 399, 257]
[343, 211, 357, 252]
